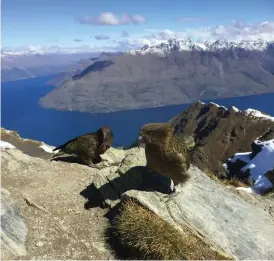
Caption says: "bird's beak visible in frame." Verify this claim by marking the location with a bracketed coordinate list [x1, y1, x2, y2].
[137, 135, 144, 148]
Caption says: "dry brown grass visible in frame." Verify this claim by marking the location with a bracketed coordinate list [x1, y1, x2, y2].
[204, 168, 248, 188]
[110, 199, 232, 260]
[221, 177, 248, 188]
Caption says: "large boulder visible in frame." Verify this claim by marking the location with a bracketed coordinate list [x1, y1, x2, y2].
[93, 147, 274, 260]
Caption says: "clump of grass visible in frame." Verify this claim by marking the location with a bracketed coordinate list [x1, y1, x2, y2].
[221, 177, 248, 188]
[109, 199, 232, 260]
[204, 168, 248, 189]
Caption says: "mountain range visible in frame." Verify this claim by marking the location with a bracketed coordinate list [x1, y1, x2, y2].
[1, 48, 100, 82]
[39, 38, 274, 113]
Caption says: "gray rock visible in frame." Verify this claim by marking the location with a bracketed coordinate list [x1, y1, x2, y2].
[93, 147, 274, 260]
[1, 187, 28, 257]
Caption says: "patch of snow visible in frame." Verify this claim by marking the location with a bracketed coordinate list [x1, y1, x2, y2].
[198, 101, 205, 105]
[209, 102, 228, 110]
[240, 139, 274, 194]
[245, 109, 274, 122]
[230, 152, 251, 163]
[194, 43, 207, 50]
[0, 141, 16, 150]
[226, 139, 274, 195]
[236, 187, 256, 194]
[223, 162, 228, 169]
[231, 106, 240, 112]
[39, 144, 58, 154]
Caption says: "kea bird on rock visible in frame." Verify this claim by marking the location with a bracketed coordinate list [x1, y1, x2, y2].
[52, 126, 114, 167]
[138, 123, 191, 195]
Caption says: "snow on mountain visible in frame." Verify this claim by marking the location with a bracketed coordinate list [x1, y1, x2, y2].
[200, 102, 274, 123]
[0, 141, 16, 150]
[245, 109, 274, 122]
[128, 38, 273, 55]
[2, 38, 273, 58]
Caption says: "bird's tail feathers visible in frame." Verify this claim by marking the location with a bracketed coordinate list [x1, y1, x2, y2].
[51, 150, 66, 159]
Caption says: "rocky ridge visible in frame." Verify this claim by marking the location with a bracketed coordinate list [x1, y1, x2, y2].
[1, 128, 274, 260]
[169, 101, 274, 180]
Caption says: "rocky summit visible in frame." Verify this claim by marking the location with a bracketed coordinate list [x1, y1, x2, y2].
[1, 127, 274, 260]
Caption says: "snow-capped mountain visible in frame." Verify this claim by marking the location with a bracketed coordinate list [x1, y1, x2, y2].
[128, 38, 273, 55]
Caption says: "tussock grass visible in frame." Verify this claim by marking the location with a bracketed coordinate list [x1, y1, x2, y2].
[221, 177, 248, 188]
[109, 199, 232, 260]
[204, 168, 248, 188]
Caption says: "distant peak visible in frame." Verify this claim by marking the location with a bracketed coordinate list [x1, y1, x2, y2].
[128, 38, 274, 55]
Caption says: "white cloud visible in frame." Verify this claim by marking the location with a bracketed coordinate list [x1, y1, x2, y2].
[94, 34, 110, 40]
[3, 21, 274, 54]
[107, 20, 274, 52]
[140, 21, 274, 45]
[76, 12, 146, 25]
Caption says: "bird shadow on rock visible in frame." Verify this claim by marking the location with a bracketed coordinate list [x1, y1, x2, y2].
[51, 155, 102, 165]
[80, 183, 107, 209]
[51, 155, 84, 164]
[80, 166, 172, 210]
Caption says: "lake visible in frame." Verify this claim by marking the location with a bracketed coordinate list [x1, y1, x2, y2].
[1, 75, 274, 147]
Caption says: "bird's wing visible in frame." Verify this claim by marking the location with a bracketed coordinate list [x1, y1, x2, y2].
[170, 137, 191, 166]
[174, 133, 194, 150]
[53, 134, 95, 154]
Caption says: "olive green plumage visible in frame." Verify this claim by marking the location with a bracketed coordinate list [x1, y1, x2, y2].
[52, 126, 114, 166]
[138, 123, 191, 192]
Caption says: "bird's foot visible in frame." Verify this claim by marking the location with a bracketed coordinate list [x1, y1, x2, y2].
[82, 159, 96, 168]
[163, 187, 179, 201]
[87, 162, 97, 168]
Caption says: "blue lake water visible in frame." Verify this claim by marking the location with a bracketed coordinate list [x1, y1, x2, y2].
[1, 75, 274, 147]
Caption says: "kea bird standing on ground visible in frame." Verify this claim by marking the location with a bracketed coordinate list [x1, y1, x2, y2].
[138, 123, 191, 194]
[52, 126, 114, 167]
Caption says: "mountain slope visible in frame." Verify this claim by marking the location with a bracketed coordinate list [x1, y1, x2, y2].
[40, 39, 274, 113]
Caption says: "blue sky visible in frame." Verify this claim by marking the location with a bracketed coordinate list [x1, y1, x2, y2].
[2, 0, 274, 51]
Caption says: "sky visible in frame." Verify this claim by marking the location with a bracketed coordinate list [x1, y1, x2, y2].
[1, 0, 274, 52]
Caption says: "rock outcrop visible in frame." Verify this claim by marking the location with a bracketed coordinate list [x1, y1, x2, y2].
[169, 101, 274, 179]
[1, 187, 28, 257]
[1, 128, 274, 260]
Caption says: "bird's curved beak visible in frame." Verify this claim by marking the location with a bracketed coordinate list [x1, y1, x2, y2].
[137, 135, 145, 148]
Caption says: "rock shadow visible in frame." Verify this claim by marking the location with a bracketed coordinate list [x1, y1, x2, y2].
[80, 166, 172, 209]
